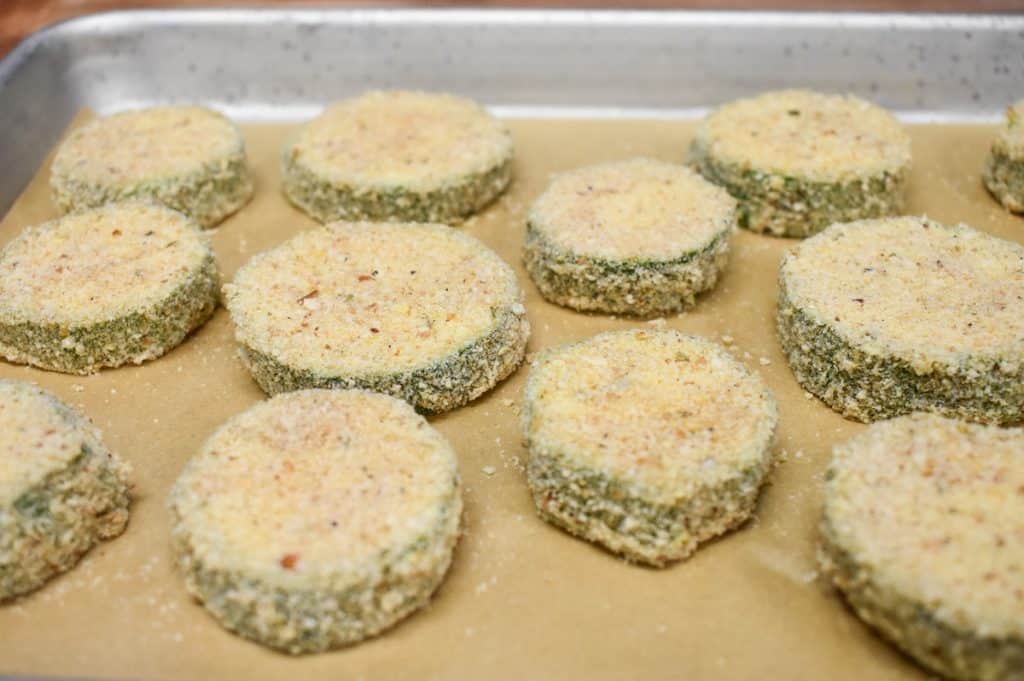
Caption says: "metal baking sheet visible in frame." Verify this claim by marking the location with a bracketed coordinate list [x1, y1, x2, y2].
[1, 9, 1024, 681]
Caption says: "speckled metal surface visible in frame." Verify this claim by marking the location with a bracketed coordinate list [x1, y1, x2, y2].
[0, 9, 1022, 214]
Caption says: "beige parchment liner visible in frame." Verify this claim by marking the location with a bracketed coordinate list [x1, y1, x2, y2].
[1, 113, 1020, 681]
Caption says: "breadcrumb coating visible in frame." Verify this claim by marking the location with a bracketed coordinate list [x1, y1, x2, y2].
[0, 379, 130, 601]
[50, 106, 253, 228]
[777, 216, 1024, 424]
[0, 202, 219, 374]
[170, 389, 461, 653]
[523, 159, 735, 316]
[523, 329, 776, 566]
[282, 91, 513, 224]
[224, 221, 528, 411]
[820, 413, 1024, 680]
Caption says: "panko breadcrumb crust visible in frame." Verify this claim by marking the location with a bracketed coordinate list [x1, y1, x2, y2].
[819, 414, 1024, 681]
[777, 216, 1024, 425]
[983, 100, 1024, 213]
[523, 158, 735, 317]
[282, 90, 513, 224]
[0, 203, 220, 375]
[689, 90, 911, 238]
[224, 221, 529, 412]
[50, 106, 254, 228]
[169, 389, 462, 654]
[522, 329, 777, 567]
[0, 380, 131, 601]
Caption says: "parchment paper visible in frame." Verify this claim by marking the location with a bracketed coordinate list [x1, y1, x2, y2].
[1, 115, 1020, 681]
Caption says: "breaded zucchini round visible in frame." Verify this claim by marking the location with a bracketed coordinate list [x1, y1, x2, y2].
[689, 90, 911, 238]
[777, 216, 1024, 425]
[50, 106, 254, 228]
[169, 389, 462, 654]
[282, 90, 513, 224]
[0, 379, 130, 601]
[523, 158, 735, 317]
[983, 100, 1024, 213]
[820, 413, 1024, 681]
[224, 221, 529, 411]
[0, 202, 220, 375]
[522, 329, 777, 567]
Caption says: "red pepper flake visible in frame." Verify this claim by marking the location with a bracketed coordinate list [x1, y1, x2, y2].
[358, 274, 373, 282]
[111, 229, 122, 237]
[280, 553, 299, 570]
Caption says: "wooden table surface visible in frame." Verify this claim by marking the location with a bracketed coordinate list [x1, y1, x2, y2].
[2, 0, 1023, 58]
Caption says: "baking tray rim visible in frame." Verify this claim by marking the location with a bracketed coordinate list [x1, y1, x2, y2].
[4, 6, 1024, 94]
